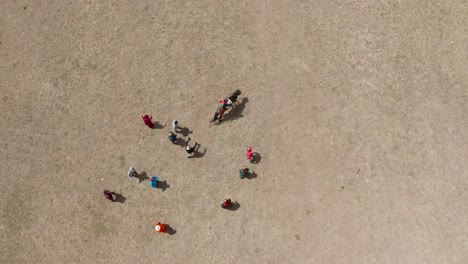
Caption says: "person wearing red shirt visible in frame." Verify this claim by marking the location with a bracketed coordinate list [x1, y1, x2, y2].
[246, 147, 253, 163]
[154, 222, 167, 233]
[221, 198, 231, 209]
[141, 114, 154, 128]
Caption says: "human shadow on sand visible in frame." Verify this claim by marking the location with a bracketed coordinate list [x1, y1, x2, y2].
[226, 201, 241, 211]
[175, 137, 187, 147]
[114, 192, 127, 203]
[157, 180, 170, 191]
[137, 172, 150, 183]
[224, 97, 249, 122]
[152, 121, 166, 129]
[251, 152, 261, 164]
[193, 144, 206, 158]
[166, 224, 177, 235]
[177, 126, 193, 137]
[243, 171, 257, 180]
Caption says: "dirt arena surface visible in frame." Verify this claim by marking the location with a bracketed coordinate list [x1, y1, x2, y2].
[1, 1, 467, 263]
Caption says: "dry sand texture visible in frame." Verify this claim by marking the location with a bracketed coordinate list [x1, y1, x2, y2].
[1, 1, 467, 263]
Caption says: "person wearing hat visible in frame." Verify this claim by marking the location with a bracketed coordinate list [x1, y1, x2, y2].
[239, 166, 250, 178]
[154, 222, 167, 233]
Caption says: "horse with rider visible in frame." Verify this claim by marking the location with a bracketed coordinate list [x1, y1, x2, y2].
[210, 89, 241, 123]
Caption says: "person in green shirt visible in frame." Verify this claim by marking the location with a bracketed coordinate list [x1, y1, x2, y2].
[239, 166, 249, 178]
[168, 131, 177, 144]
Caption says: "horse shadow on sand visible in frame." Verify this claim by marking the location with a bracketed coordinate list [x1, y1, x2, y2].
[224, 97, 249, 122]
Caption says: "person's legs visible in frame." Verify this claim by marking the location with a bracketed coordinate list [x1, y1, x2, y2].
[211, 111, 218, 122]
[218, 108, 226, 121]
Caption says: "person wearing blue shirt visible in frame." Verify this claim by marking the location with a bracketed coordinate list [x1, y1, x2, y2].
[149, 176, 158, 188]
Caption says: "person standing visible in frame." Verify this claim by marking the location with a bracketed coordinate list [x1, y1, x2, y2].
[142, 114, 154, 128]
[221, 199, 231, 209]
[172, 120, 180, 132]
[185, 137, 197, 158]
[103, 190, 116, 202]
[128, 166, 138, 179]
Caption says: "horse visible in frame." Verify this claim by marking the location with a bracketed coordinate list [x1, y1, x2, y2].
[225, 89, 241, 108]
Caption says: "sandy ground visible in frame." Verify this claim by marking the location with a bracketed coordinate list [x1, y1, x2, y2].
[1, 1, 467, 263]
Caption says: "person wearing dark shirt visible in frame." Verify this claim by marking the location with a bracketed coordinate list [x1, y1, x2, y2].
[103, 190, 115, 202]
[185, 137, 198, 158]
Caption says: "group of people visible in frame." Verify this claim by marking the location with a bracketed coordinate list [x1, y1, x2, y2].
[103, 89, 256, 232]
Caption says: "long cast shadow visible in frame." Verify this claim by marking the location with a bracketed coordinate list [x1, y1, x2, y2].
[158, 180, 170, 191]
[194, 144, 206, 158]
[245, 171, 257, 180]
[251, 152, 261, 164]
[152, 121, 166, 129]
[166, 224, 177, 235]
[224, 97, 248, 122]
[227, 201, 240, 211]
[178, 127, 193, 137]
[175, 137, 186, 147]
[114, 192, 127, 203]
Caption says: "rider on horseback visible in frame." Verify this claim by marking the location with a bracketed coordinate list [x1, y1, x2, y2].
[210, 90, 241, 123]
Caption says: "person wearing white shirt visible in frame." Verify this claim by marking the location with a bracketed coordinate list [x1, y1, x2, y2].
[128, 166, 138, 179]
[172, 120, 180, 132]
